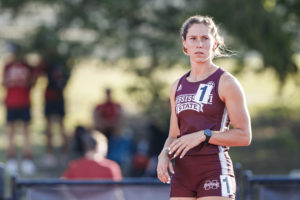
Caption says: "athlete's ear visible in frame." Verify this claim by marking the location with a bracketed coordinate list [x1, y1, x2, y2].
[182, 37, 188, 54]
[182, 37, 187, 48]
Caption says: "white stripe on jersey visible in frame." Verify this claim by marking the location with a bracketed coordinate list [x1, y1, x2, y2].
[220, 108, 228, 131]
[218, 108, 229, 175]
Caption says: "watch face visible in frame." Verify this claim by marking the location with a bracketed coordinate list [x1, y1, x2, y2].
[205, 129, 212, 136]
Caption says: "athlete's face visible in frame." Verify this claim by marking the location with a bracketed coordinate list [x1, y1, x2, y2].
[182, 23, 216, 63]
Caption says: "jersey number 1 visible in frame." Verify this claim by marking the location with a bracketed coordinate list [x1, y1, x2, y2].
[194, 83, 213, 104]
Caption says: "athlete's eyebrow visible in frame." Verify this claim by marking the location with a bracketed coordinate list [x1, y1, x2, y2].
[187, 34, 210, 38]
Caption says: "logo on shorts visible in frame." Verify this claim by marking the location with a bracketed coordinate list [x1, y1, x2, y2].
[203, 180, 220, 190]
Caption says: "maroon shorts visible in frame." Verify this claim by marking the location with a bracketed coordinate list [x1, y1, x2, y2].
[170, 152, 236, 198]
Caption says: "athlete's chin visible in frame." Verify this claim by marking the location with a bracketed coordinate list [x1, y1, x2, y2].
[193, 58, 209, 63]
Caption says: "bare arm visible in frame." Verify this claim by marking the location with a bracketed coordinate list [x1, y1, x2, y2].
[157, 79, 180, 183]
[208, 72, 252, 146]
[159, 81, 181, 154]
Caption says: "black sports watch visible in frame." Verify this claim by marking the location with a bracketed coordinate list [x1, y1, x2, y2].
[204, 129, 212, 144]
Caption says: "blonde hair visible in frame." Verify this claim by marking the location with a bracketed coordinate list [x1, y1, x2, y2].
[83, 130, 108, 156]
[180, 15, 227, 58]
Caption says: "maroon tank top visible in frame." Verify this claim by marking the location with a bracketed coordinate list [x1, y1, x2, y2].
[175, 68, 230, 155]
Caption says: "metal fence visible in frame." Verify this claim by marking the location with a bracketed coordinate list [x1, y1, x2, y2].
[1, 163, 300, 200]
[10, 177, 170, 200]
[244, 170, 300, 200]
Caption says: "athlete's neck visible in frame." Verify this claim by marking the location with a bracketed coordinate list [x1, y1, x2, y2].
[188, 60, 217, 82]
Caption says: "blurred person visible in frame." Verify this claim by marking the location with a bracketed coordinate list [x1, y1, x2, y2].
[67, 125, 87, 162]
[72, 125, 87, 157]
[93, 88, 122, 139]
[62, 130, 122, 180]
[131, 139, 150, 177]
[36, 48, 70, 167]
[106, 124, 134, 177]
[157, 15, 252, 200]
[145, 122, 168, 177]
[94, 88, 133, 175]
[2, 42, 37, 176]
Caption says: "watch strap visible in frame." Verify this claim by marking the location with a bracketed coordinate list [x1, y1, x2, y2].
[204, 129, 212, 144]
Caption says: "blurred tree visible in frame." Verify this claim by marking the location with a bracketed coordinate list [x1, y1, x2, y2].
[201, 0, 299, 85]
[0, 0, 299, 116]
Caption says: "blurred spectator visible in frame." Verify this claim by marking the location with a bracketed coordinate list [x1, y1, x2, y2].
[107, 126, 134, 176]
[2, 42, 37, 176]
[148, 122, 168, 159]
[131, 139, 150, 177]
[93, 88, 133, 176]
[36, 48, 70, 167]
[93, 88, 122, 139]
[73, 125, 87, 157]
[144, 99, 170, 177]
[62, 130, 122, 180]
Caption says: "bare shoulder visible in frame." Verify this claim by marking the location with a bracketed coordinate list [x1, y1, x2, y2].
[167, 78, 180, 106]
[170, 78, 180, 95]
[219, 71, 245, 101]
[220, 71, 239, 85]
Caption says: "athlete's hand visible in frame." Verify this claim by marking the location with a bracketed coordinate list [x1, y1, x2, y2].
[169, 131, 205, 159]
[157, 150, 174, 184]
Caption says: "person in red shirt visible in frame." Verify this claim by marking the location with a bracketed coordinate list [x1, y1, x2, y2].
[93, 88, 122, 139]
[62, 130, 122, 180]
[2, 43, 37, 176]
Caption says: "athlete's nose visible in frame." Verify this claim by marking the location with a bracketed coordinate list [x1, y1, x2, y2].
[196, 39, 203, 47]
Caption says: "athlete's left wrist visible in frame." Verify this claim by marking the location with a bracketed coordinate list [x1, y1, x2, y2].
[203, 129, 213, 144]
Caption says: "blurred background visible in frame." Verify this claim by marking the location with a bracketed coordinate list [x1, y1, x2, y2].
[0, 0, 299, 180]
